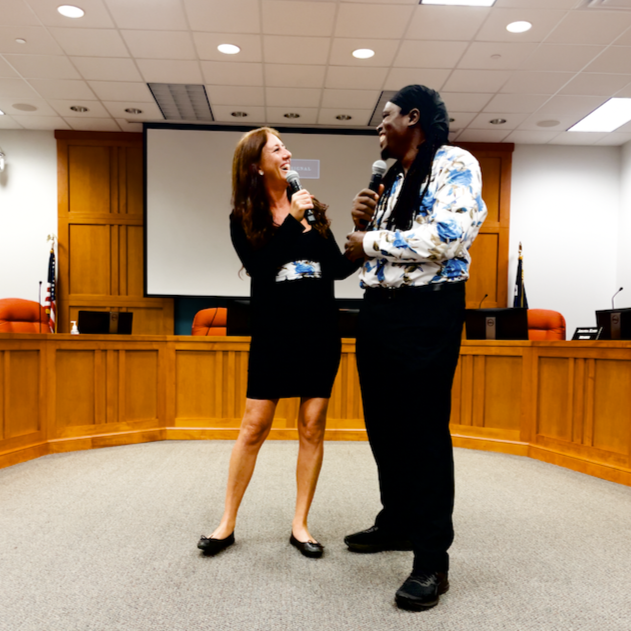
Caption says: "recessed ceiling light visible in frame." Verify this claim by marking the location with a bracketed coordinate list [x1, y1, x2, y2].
[506, 21, 532, 33]
[449, 117, 455, 123]
[217, 44, 240, 55]
[284, 113, 300, 119]
[490, 54, 501, 60]
[13, 103, 37, 112]
[568, 98, 631, 132]
[231, 111, 248, 117]
[57, 5, 85, 18]
[420, 1, 496, 6]
[490, 118, 507, 125]
[537, 120, 560, 128]
[352, 49, 375, 59]
[125, 108, 142, 114]
[69, 105, 88, 112]
[336, 114, 352, 121]
[15, 38, 26, 44]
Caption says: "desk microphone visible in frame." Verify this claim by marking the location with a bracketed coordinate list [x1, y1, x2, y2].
[286, 170, 315, 225]
[612, 287, 624, 309]
[479, 294, 488, 309]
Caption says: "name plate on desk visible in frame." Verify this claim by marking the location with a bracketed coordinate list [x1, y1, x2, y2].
[572, 327, 602, 340]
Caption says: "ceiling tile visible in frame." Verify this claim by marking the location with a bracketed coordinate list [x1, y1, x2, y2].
[502, 130, 558, 144]
[614, 27, 631, 46]
[48, 28, 129, 57]
[263, 35, 330, 66]
[88, 81, 154, 102]
[0, 77, 39, 97]
[102, 101, 163, 120]
[71, 57, 142, 82]
[615, 119, 631, 133]
[494, 0, 577, 7]
[483, 93, 549, 113]
[0, 26, 64, 55]
[329, 38, 399, 67]
[441, 92, 494, 112]
[615, 81, 631, 98]
[456, 129, 511, 143]
[266, 106, 318, 125]
[469, 112, 528, 130]
[458, 42, 538, 71]
[584, 47, 631, 74]
[475, 8, 567, 43]
[48, 98, 110, 117]
[447, 112, 477, 129]
[549, 131, 607, 145]
[442, 70, 512, 93]
[211, 105, 266, 123]
[205, 86, 265, 106]
[105, 0, 189, 30]
[559, 72, 631, 96]
[0, 115, 24, 129]
[10, 115, 70, 130]
[264, 64, 325, 88]
[594, 132, 631, 146]
[341, 0, 417, 4]
[116, 118, 143, 132]
[203, 62, 264, 86]
[518, 113, 581, 132]
[520, 45, 605, 72]
[406, 6, 490, 41]
[0, 57, 18, 78]
[1, 0, 41, 27]
[500, 71, 574, 94]
[121, 31, 196, 60]
[64, 116, 121, 131]
[28, 79, 97, 100]
[321, 88, 380, 109]
[545, 10, 631, 46]
[262, 1, 336, 37]
[325, 66, 388, 90]
[317, 108, 373, 126]
[532, 94, 607, 118]
[26, 0, 115, 28]
[384, 68, 450, 92]
[4, 54, 81, 79]
[0, 97, 57, 116]
[136, 59, 202, 84]
[193, 33, 262, 63]
[334, 4, 413, 39]
[394, 40, 468, 69]
[266, 87, 322, 107]
[184, 0, 261, 34]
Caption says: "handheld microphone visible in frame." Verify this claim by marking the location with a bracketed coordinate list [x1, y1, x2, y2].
[357, 160, 388, 230]
[286, 170, 315, 225]
[479, 294, 488, 309]
[612, 287, 623, 309]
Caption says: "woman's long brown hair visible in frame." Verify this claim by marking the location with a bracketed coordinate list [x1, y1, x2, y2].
[231, 127, 330, 249]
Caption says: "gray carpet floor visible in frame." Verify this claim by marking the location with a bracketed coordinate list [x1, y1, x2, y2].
[1, 440, 631, 631]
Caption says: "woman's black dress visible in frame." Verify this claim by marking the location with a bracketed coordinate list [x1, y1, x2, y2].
[230, 213, 359, 400]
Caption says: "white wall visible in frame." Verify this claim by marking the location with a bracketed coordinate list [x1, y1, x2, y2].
[0, 130, 57, 303]
[508, 144, 622, 339]
[617, 140, 631, 309]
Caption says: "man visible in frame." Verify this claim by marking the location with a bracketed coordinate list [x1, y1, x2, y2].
[344, 85, 487, 611]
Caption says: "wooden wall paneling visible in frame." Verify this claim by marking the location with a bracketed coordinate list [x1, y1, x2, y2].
[123, 350, 159, 422]
[55, 349, 96, 434]
[472, 355, 486, 428]
[583, 358, 596, 447]
[0, 351, 4, 441]
[482, 355, 523, 434]
[572, 358, 586, 445]
[536, 357, 571, 442]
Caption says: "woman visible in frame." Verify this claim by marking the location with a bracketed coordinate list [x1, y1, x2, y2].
[198, 127, 359, 558]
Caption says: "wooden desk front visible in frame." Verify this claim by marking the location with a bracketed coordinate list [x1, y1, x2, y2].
[1, 335, 630, 486]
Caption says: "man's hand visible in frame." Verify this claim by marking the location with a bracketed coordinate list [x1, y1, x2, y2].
[345, 231, 367, 261]
[351, 184, 383, 229]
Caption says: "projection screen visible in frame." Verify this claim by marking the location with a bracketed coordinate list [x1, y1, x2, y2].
[145, 124, 383, 299]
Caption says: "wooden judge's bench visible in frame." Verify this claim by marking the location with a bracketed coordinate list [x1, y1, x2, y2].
[1, 333, 630, 487]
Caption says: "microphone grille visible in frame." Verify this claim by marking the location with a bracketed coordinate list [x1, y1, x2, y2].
[372, 160, 387, 176]
[285, 170, 300, 185]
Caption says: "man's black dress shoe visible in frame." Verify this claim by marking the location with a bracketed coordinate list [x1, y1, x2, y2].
[344, 525, 413, 553]
[197, 532, 235, 556]
[395, 571, 449, 611]
[289, 533, 324, 558]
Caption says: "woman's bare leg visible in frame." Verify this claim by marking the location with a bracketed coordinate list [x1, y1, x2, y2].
[292, 397, 329, 543]
[210, 398, 278, 539]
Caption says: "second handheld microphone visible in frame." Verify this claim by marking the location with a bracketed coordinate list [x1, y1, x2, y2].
[286, 170, 316, 225]
[357, 160, 388, 230]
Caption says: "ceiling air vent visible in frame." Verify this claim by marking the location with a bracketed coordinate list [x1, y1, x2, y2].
[586, 0, 631, 9]
[148, 83, 213, 121]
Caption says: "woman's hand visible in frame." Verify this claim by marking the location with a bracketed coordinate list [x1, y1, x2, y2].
[290, 188, 315, 222]
[345, 231, 366, 261]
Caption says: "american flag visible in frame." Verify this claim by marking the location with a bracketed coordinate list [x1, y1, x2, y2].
[45, 246, 56, 333]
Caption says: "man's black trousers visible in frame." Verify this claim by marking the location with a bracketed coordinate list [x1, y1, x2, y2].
[356, 281, 465, 573]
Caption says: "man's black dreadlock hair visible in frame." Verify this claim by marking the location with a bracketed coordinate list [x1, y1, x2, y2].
[381, 85, 450, 231]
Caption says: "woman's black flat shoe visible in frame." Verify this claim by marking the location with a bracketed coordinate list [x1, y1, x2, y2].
[290, 533, 324, 558]
[197, 532, 235, 556]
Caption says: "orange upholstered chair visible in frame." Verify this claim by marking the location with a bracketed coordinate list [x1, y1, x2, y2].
[0, 298, 49, 333]
[192, 307, 228, 336]
[527, 309, 566, 341]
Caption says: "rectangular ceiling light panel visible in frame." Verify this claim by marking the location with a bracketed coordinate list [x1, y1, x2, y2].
[420, 0, 496, 6]
[568, 98, 631, 132]
[148, 83, 213, 122]
[586, 0, 631, 10]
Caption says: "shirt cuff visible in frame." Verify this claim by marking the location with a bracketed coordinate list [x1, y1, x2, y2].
[362, 230, 384, 258]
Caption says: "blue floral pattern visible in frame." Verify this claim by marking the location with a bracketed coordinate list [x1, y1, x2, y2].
[275, 260, 322, 283]
[360, 145, 487, 289]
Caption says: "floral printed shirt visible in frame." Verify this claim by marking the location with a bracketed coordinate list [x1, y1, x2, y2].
[359, 145, 487, 289]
